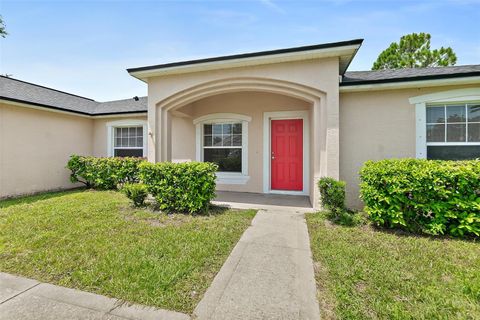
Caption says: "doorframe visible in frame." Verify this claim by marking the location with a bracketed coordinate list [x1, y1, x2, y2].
[263, 110, 310, 196]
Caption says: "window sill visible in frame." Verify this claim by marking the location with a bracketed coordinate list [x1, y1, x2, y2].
[216, 173, 250, 185]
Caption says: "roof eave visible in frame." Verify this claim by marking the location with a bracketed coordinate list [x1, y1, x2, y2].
[340, 74, 480, 92]
[128, 39, 363, 81]
[0, 97, 147, 117]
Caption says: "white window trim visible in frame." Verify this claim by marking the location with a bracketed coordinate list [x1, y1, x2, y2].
[106, 120, 148, 157]
[194, 113, 251, 185]
[410, 88, 480, 158]
[262, 110, 309, 196]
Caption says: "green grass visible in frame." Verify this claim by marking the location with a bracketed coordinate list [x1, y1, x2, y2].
[306, 212, 480, 320]
[0, 190, 255, 313]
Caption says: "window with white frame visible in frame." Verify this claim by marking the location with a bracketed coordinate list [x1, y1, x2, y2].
[113, 126, 144, 157]
[202, 122, 243, 172]
[426, 103, 480, 160]
[194, 114, 250, 184]
[107, 120, 147, 158]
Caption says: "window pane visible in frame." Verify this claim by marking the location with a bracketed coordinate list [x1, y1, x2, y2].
[426, 106, 445, 123]
[136, 137, 143, 147]
[447, 124, 466, 142]
[468, 123, 480, 142]
[446, 105, 466, 123]
[232, 134, 242, 146]
[213, 124, 222, 134]
[129, 136, 136, 147]
[468, 104, 480, 122]
[204, 148, 242, 172]
[426, 124, 445, 142]
[204, 124, 212, 135]
[223, 135, 232, 146]
[115, 137, 121, 147]
[136, 127, 143, 136]
[427, 146, 480, 160]
[114, 148, 143, 157]
[121, 128, 128, 138]
[213, 135, 222, 146]
[222, 124, 232, 134]
[233, 123, 242, 134]
[204, 135, 212, 146]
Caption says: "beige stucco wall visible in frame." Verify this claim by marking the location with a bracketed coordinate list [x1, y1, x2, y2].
[171, 92, 311, 193]
[0, 103, 93, 198]
[92, 116, 147, 157]
[147, 57, 341, 207]
[340, 84, 480, 209]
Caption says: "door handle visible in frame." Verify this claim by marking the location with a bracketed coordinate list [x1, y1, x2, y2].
[271, 152, 275, 160]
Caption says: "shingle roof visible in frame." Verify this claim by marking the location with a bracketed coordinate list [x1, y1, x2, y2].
[342, 64, 480, 86]
[0, 76, 147, 116]
[93, 96, 148, 115]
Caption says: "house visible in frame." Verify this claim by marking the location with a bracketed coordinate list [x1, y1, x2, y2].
[1, 39, 479, 208]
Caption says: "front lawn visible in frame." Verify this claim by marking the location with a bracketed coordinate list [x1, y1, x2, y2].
[0, 190, 255, 313]
[306, 213, 480, 319]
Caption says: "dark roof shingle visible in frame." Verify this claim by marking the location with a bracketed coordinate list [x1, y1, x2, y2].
[342, 65, 480, 86]
[0, 76, 147, 115]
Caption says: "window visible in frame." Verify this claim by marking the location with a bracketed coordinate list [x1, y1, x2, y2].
[194, 113, 250, 184]
[106, 120, 147, 158]
[426, 103, 480, 160]
[203, 123, 242, 172]
[113, 127, 144, 157]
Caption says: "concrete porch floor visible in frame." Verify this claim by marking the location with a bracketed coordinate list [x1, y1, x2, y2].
[212, 191, 313, 212]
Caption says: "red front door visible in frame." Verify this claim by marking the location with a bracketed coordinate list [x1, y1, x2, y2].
[271, 119, 303, 191]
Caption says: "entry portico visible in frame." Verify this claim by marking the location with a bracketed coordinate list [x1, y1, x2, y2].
[128, 40, 363, 207]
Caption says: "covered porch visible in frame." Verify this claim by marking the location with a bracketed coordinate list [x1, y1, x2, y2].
[126, 42, 364, 209]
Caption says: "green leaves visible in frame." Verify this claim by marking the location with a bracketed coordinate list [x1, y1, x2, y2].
[360, 159, 480, 237]
[318, 177, 346, 211]
[66, 155, 144, 190]
[372, 32, 457, 70]
[138, 161, 218, 214]
[122, 183, 148, 207]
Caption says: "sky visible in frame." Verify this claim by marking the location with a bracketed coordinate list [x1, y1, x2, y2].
[1, 0, 479, 101]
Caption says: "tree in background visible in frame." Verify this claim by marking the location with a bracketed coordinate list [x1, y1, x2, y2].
[0, 15, 7, 38]
[372, 33, 457, 70]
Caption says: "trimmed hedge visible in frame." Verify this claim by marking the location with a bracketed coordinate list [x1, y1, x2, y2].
[122, 183, 148, 207]
[360, 159, 480, 237]
[67, 155, 144, 190]
[318, 177, 346, 211]
[138, 161, 218, 213]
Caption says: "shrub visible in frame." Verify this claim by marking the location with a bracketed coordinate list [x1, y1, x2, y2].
[67, 155, 144, 190]
[122, 183, 148, 207]
[138, 161, 218, 213]
[360, 159, 480, 237]
[318, 177, 346, 211]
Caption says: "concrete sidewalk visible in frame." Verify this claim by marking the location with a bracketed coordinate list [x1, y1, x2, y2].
[193, 208, 320, 320]
[0, 272, 189, 320]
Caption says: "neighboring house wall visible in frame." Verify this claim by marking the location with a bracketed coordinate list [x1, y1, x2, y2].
[339, 84, 480, 208]
[0, 103, 93, 198]
[92, 116, 147, 157]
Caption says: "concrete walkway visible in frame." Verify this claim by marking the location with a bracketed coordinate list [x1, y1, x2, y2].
[193, 208, 320, 319]
[0, 272, 189, 320]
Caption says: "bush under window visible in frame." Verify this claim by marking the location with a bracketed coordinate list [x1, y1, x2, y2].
[138, 161, 218, 213]
[360, 159, 480, 237]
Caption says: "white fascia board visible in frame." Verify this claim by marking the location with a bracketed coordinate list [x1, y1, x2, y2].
[339, 76, 480, 93]
[129, 45, 360, 80]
